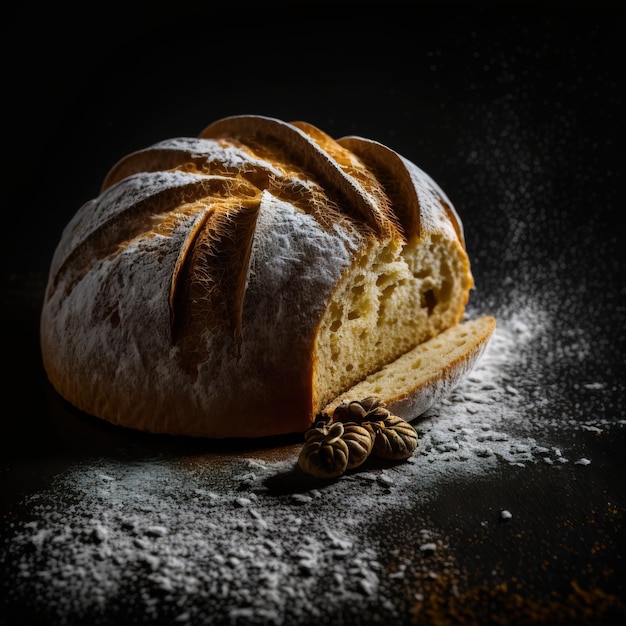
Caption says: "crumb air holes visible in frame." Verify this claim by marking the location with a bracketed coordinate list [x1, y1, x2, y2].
[381, 284, 396, 302]
[376, 273, 392, 287]
[421, 289, 437, 315]
[453, 331, 469, 347]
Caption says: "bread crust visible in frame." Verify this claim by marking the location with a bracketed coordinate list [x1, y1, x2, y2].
[40, 115, 488, 438]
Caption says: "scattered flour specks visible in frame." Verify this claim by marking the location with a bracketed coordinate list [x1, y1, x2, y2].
[1, 301, 623, 625]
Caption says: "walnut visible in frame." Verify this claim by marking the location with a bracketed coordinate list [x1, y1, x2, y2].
[298, 421, 350, 478]
[342, 423, 375, 470]
[369, 415, 418, 460]
[298, 398, 418, 478]
[333, 396, 390, 424]
[359, 396, 386, 412]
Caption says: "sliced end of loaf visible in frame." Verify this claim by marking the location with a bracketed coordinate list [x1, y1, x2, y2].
[321, 315, 496, 421]
[312, 232, 473, 412]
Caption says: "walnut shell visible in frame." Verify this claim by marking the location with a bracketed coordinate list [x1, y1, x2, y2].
[333, 401, 367, 422]
[370, 415, 418, 460]
[298, 422, 350, 478]
[342, 423, 375, 470]
[333, 397, 390, 424]
[359, 396, 387, 412]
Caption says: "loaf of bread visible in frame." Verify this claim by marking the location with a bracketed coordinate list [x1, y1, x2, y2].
[40, 115, 495, 438]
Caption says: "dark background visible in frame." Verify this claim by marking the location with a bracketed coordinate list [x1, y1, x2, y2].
[4, 3, 624, 280]
[2, 2, 625, 625]
[4, 0, 624, 425]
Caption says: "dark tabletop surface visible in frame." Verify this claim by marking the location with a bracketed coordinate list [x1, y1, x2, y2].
[2, 4, 625, 626]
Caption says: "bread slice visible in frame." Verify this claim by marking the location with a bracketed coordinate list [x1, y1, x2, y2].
[322, 315, 496, 420]
[40, 115, 493, 438]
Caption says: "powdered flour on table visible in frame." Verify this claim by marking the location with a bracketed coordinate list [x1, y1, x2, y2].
[2, 294, 623, 625]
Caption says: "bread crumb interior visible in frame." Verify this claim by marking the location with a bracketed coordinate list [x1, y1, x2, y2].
[313, 233, 471, 411]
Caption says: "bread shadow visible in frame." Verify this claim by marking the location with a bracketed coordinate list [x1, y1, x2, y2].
[43, 380, 302, 461]
[263, 455, 410, 495]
